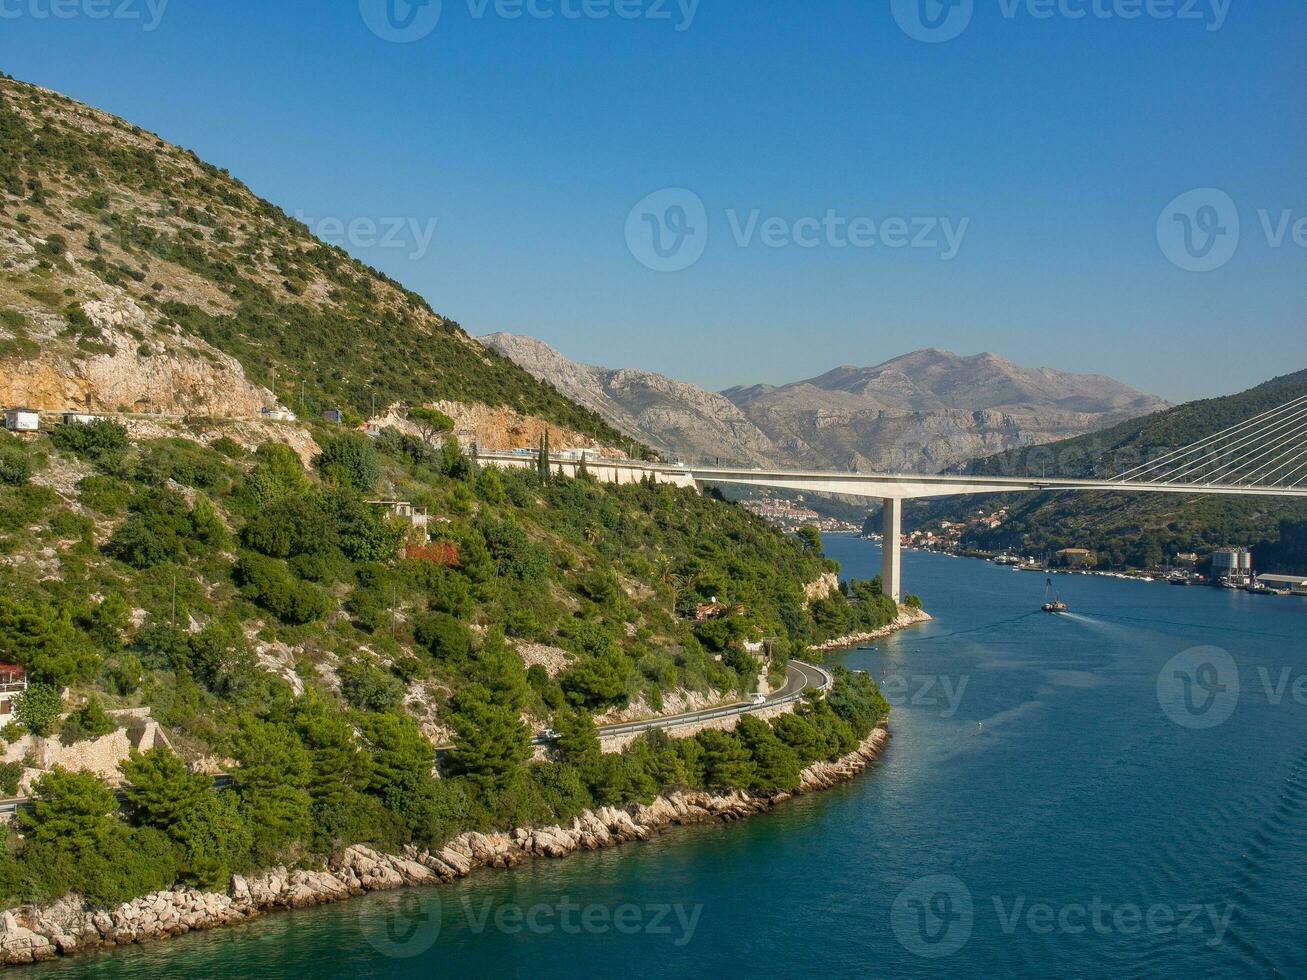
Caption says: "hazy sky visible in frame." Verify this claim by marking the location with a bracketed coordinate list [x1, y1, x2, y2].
[4, 0, 1304, 403]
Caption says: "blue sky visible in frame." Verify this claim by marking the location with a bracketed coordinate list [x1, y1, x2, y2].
[3, 0, 1304, 402]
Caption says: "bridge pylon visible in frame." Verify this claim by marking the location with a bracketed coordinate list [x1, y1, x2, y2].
[882, 497, 902, 603]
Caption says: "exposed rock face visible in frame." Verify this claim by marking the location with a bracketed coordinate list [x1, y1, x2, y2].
[0, 728, 890, 967]
[0, 280, 281, 419]
[479, 333, 777, 464]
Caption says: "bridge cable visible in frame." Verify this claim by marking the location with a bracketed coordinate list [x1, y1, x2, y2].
[1199, 410, 1307, 486]
[1160, 402, 1307, 485]
[1114, 394, 1307, 482]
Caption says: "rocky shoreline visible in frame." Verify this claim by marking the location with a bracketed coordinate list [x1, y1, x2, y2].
[0, 726, 890, 968]
[808, 606, 933, 653]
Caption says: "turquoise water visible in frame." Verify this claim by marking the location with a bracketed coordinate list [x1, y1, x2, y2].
[40, 536, 1307, 978]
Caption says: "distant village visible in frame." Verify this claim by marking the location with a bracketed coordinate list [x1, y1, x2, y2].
[740, 496, 863, 535]
[893, 506, 1307, 597]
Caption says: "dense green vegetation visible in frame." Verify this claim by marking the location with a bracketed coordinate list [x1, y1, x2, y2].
[903, 369, 1307, 571]
[0, 74, 632, 447]
[0, 420, 899, 908]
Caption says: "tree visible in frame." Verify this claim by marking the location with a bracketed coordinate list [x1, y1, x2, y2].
[293, 696, 371, 813]
[314, 432, 380, 491]
[232, 719, 313, 861]
[358, 711, 434, 799]
[408, 406, 455, 444]
[414, 612, 473, 662]
[21, 767, 118, 849]
[338, 658, 405, 712]
[553, 706, 602, 775]
[13, 683, 62, 737]
[560, 648, 631, 710]
[120, 747, 212, 834]
[59, 695, 116, 745]
[0, 597, 99, 686]
[736, 715, 801, 791]
[537, 430, 551, 484]
[239, 442, 310, 508]
[444, 683, 531, 793]
[696, 729, 756, 790]
[796, 526, 823, 555]
[172, 791, 254, 889]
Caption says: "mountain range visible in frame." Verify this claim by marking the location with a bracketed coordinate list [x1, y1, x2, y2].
[481, 335, 1168, 473]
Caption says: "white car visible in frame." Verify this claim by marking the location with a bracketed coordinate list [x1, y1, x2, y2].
[750, 693, 767, 705]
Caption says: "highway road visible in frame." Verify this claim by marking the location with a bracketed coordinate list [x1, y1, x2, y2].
[579, 659, 832, 743]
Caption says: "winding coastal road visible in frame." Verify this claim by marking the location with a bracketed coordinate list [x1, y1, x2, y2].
[570, 659, 833, 744]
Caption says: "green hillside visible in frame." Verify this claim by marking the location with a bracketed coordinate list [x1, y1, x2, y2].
[0, 72, 629, 444]
[896, 369, 1307, 571]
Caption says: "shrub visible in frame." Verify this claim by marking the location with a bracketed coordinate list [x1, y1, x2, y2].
[78, 474, 132, 513]
[59, 695, 117, 746]
[314, 433, 379, 491]
[0, 761, 21, 796]
[48, 419, 129, 468]
[234, 552, 332, 625]
[0, 443, 32, 486]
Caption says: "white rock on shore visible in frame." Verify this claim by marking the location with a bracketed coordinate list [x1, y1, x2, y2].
[0, 727, 890, 967]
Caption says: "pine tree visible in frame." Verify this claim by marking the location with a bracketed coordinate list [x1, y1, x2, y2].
[119, 747, 212, 834]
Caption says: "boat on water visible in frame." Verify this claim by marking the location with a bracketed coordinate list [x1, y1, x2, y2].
[1042, 579, 1068, 613]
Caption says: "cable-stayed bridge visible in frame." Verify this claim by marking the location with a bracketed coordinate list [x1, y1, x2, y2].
[476, 394, 1307, 602]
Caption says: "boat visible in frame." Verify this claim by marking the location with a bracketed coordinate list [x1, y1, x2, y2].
[1042, 579, 1068, 613]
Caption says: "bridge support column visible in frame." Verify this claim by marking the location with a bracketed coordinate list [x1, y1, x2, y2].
[882, 497, 902, 604]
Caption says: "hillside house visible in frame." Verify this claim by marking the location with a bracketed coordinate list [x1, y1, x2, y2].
[0, 664, 27, 722]
[369, 500, 431, 542]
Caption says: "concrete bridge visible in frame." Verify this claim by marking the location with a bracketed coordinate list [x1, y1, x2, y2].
[475, 408, 1307, 603]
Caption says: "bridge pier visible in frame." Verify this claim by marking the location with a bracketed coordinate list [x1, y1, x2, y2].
[882, 497, 902, 603]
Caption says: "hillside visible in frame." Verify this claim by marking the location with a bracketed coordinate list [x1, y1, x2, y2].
[0, 74, 627, 451]
[899, 369, 1307, 570]
[723, 350, 1168, 473]
[0, 73, 902, 916]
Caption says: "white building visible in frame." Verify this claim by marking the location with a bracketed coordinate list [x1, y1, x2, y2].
[3, 408, 40, 433]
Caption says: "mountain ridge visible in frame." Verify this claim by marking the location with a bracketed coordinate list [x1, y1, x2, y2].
[484, 333, 1168, 472]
